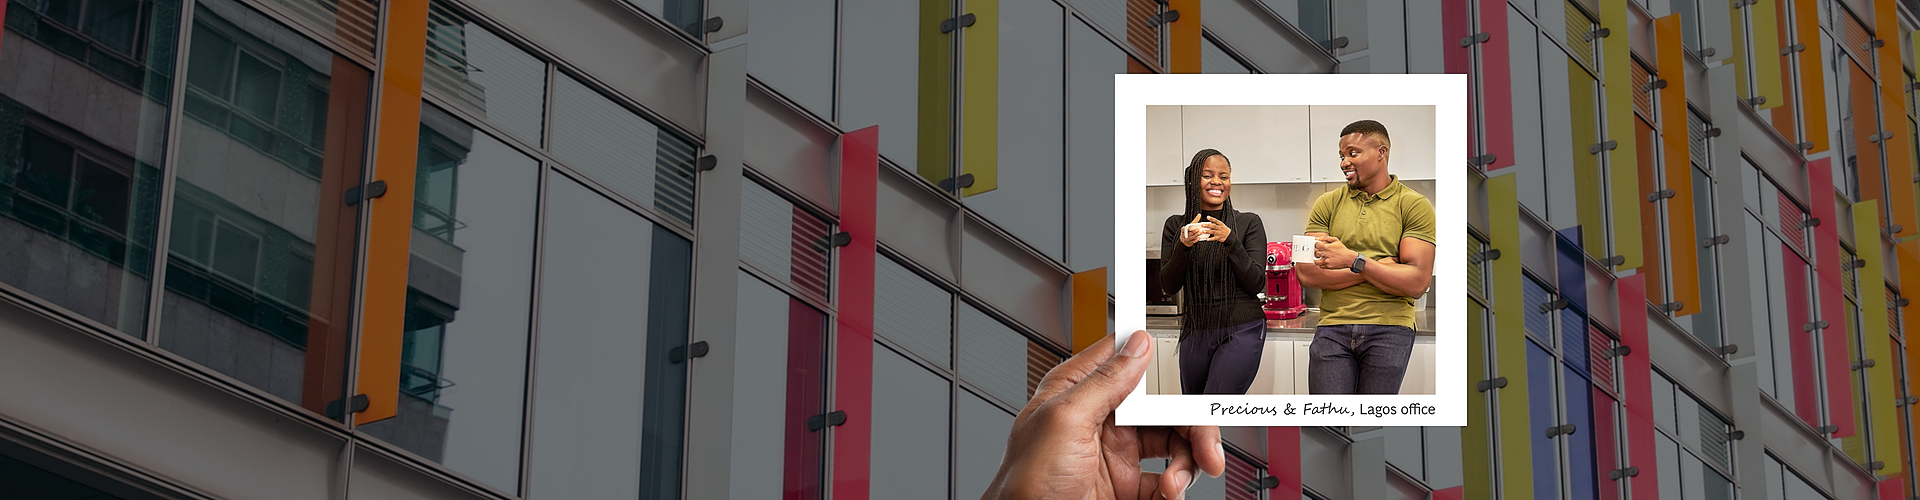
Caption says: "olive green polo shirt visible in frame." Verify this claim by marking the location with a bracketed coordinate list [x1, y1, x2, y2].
[1304, 176, 1437, 328]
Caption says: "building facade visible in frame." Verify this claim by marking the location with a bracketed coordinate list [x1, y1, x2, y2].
[6, 0, 1920, 499]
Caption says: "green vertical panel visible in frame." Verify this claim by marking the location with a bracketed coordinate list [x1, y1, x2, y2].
[1751, 0, 1783, 109]
[1489, 175, 1535, 497]
[1602, 0, 1642, 270]
[1857, 200, 1903, 474]
[1465, 299, 1494, 498]
[1571, 62, 1607, 258]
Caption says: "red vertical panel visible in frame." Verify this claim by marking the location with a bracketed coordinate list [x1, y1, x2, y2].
[1784, 246, 1820, 426]
[831, 127, 879, 500]
[1618, 275, 1661, 499]
[0, 1, 9, 53]
[1810, 158, 1858, 437]
[1444, 0, 1474, 157]
[1266, 427, 1301, 500]
[1433, 486, 1465, 500]
[1593, 389, 1621, 500]
[1479, 0, 1513, 171]
[783, 300, 827, 500]
[1881, 477, 1905, 500]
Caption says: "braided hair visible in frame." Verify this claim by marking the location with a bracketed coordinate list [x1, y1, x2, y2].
[1181, 149, 1239, 333]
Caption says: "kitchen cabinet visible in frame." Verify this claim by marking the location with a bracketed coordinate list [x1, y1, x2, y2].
[1308, 104, 1437, 182]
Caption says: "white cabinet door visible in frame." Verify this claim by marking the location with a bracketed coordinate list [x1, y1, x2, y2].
[1400, 342, 1436, 395]
[1154, 336, 1182, 394]
[1146, 106, 1187, 185]
[1251, 339, 1293, 395]
[1293, 340, 1311, 395]
[1308, 105, 1438, 181]
[1181, 105, 1312, 184]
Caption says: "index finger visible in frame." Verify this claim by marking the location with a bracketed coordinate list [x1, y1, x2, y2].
[1316, 235, 1339, 244]
[1206, 216, 1223, 225]
[1191, 213, 1203, 225]
[1019, 332, 1120, 420]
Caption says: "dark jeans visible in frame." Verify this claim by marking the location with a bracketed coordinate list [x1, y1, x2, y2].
[1307, 324, 1415, 394]
[1179, 319, 1267, 395]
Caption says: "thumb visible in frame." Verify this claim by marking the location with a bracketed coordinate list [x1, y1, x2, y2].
[1191, 213, 1203, 225]
[1054, 331, 1153, 417]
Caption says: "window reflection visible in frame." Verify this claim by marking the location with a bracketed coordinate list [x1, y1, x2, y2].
[0, 0, 178, 335]
[357, 104, 538, 493]
[158, 0, 368, 418]
[422, 0, 546, 146]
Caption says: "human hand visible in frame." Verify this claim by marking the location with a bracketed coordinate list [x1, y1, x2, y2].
[1313, 235, 1359, 270]
[981, 332, 1225, 500]
[1203, 216, 1231, 243]
[1179, 214, 1207, 247]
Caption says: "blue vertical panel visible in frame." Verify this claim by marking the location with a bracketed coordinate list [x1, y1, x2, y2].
[1564, 366, 1597, 500]
[1557, 230, 1587, 310]
[1563, 310, 1590, 375]
[1528, 342, 1561, 500]
[1525, 277, 1555, 346]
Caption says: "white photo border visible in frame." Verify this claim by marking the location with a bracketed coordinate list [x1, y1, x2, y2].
[1112, 74, 1469, 426]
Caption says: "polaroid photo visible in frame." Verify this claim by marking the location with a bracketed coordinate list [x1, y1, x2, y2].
[1113, 74, 1468, 426]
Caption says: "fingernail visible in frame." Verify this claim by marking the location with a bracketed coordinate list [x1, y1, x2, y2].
[1123, 331, 1152, 358]
[1178, 470, 1194, 491]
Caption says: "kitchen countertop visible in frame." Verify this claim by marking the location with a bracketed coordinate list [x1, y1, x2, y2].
[1144, 309, 1436, 341]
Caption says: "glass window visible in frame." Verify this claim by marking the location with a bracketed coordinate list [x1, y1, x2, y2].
[840, 0, 953, 180]
[159, 0, 369, 415]
[1066, 17, 1126, 279]
[1526, 342, 1560, 500]
[958, 302, 1031, 407]
[1562, 366, 1596, 498]
[875, 256, 954, 368]
[955, 392, 1014, 500]
[250, 0, 379, 57]
[783, 296, 829, 500]
[869, 343, 951, 500]
[744, 0, 834, 117]
[1263, 0, 1331, 45]
[1688, 166, 1722, 345]
[548, 73, 697, 226]
[619, 0, 703, 37]
[738, 178, 833, 302]
[1523, 276, 1553, 346]
[0, 0, 177, 336]
[963, 0, 1065, 260]
[357, 104, 538, 493]
[526, 176, 689, 500]
[422, 0, 547, 146]
[1202, 36, 1251, 74]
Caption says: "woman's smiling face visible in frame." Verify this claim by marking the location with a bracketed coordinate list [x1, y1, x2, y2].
[1198, 155, 1230, 210]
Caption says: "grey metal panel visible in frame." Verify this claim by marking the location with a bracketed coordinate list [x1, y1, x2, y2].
[1626, 1, 1652, 61]
[1537, 39, 1581, 230]
[348, 446, 497, 500]
[726, 272, 791, 500]
[1739, 106, 1808, 205]
[0, 299, 343, 500]
[745, 87, 837, 211]
[1348, 430, 1385, 500]
[1519, 209, 1556, 285]
[685, 45, 748, 500]
[1367, 0, 1413, 73]
[1300, 427, 1351, 499]
[1757, 397, 1834, 495]
[1508, 10, 1550, 218]
[459, 0, 706, 134]
[707, 0, 747, 43]
[1423, 426, 1464, 489]
[1684, 56, 1710, 120]
[1645, 308, 1730, 415]
[1585, 258, 1618, 333]
[1219, 427, 1264, 461]
[1201, 0, 1336, 74]
[877, 167, 960, 281]
[1067, 22, 1125, 289]
[744, 0, 835, 117]
[1698, 0, 1732, 63]
[961, 217, 1068, 346]
[1728, 363, 1767, 499]
[1708, 65, 1760, 366]
[1404, 0, 1443, 74]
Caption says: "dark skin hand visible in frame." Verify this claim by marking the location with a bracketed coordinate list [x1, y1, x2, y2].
[1306, 234, 1435, 297]
[981, 332, 1226, 499]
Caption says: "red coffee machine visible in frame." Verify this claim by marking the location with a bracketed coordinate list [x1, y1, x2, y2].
[1263, 241, 1305, 319]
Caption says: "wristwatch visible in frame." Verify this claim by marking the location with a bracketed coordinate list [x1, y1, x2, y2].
[1350, 255, 1366, 274]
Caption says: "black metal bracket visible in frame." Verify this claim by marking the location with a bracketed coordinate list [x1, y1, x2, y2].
[1908, 81, 1920, 91]
[1699, 47, 1717, 58]
[1248, 476, 1281, 491]
[940, 13, 977, 33]
[1477, 377, 1508, 392]
[1701, 234, 1730, 247]
[1544, 424, 1577, 438]
[1870, 131, 1890, 143]
[1719, 344, 1739, 356]
[1898, 396, 1920, 406]
[1870, 461, 1887, 471]
[704, 17, 724, 34]
[1646, 189, 1676, 202]
[807, 410, 849, 432]
[1478, 249, 1502, 262]
[1472, 153, 1498, 167]
[1538, 298, 1569, 314]
[1323, 36, 1350, 50]
[1781, 43, 1806, 55]
[1867, 39, 1887, 51]
[670, 341, 711, 363]
[1608, 467, 1639, 480]
[1657, 301, 1684, 313]
[1797, 141, 1815, 150]
[1588, 140, 1619, 154]
[325, 394, 371, 419]
[1802, 320, 1830, 332]
[697, 155, 718, 172]
[1585, 28, 1611, 41]
[1816, 424, 1840, 434]
[1602, 255, 1626, 267]
[1606, 345, 1632, 358]
[1889, 225, 1907, 236]
[1852, 358, 1877, 371]
[1459, 32, 1490, 47]
[344, 180, 388, 206]
[938, 173, 977, 191]
[1151, 10, 1180, 27]
[1706, 127, 1722, 137]
[1745, 96, 1768, 107]
[1801, 217, 1821, 228]
[1643, 79, 1668, 92]
[1895, 297, 1912, 308]
[816, 231, 853, 252]
[1845, 258, 1868, 270]
[1729, 429, 1745, 440]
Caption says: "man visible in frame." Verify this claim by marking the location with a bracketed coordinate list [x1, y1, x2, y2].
[1295, 119, 1436, 394]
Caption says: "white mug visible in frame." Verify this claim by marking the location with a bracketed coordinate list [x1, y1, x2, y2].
[1292, 235, 1318, 263]
[1184, 223, 1212, 241]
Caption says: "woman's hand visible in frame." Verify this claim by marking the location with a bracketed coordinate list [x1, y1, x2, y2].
[1179, 214, 1205, 247]
[1204, 216, 1231, 243]
[982, 332, 1225, 499]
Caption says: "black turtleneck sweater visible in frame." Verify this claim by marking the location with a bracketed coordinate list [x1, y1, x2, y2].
[1158, 208, 1268, 328]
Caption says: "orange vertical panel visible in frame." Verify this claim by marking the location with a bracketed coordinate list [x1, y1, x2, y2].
[1656, 15, 1701, 316]
[1899, 244, 1920, 456]
[355, 0, 432, 424]
[1875, 0, 1915, 239]
[1168, 0, 1200, 73]
[1796, 0, 1830, 153]
[1637, 118, 1666, 307]
[1072, 268, 1109, 353]
[1855, 61, 1888, 229]
[1769, 3, 1798, 141]
[299, 58, 374, 414]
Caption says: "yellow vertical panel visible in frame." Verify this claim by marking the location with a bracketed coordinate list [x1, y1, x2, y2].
[1603, 0, 1642, 270]
[1752, 0, 1784, 109]
[1657, 15, 1702, 316]
[1464, 300, 1494, 498]
[357, 0, 432, 424]
[1169, 0, 1201, 73]
[961, 0, 998, 196]
[1798, 0, 1830, 153]
[917, 0, 956, 185]
[1489, 175, 1536, 498]
[1875, 0, 1915, 239]
[1071, 268, 1107, 354]
[1854, 62, 1888, 229]
[1858, 200, 1903, 474]
[1844, 305, 1870, 464]
[1571, 63, 1607, 257]
[1730, 1, 1749, 99]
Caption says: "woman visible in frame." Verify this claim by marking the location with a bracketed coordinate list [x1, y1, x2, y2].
[1157, 149, 1268, 395]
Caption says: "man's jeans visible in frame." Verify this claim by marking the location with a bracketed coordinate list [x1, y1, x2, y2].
[1307, 324, 1415, 394]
